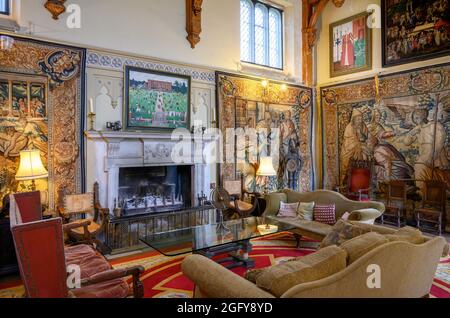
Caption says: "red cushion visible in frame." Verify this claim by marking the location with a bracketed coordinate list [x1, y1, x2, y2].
[349, 168, 370, 193]
[70, 279, 129, 298]
[313, 204, 336, 225]
[65, 245, 111, 279]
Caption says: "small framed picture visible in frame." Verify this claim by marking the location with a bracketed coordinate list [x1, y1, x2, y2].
[330, 12, 372, 78]
[124, 66, 191, 131]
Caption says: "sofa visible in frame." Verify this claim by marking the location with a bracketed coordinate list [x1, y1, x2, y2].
[181, 223, 448, 298]
[263, 189, 385, 241]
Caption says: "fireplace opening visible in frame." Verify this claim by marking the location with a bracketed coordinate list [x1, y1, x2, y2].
[118, 165, 193, 216]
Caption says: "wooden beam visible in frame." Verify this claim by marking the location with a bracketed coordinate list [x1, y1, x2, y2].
[186, 0, 203, 49]
[302, 0, 345, 86]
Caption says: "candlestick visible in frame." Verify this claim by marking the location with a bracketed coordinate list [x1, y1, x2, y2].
[88, 112, 96, 131]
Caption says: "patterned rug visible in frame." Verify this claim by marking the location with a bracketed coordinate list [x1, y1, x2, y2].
[1, 233, 449, 298]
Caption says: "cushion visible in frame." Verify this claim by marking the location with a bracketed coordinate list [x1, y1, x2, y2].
[249, 245, 347, 297]
[65, 245, 112, 279]
[384, 226, 425, 244]
[320, 219, 368, 249]
[278, 202, 300, 218]
[340, 232, 389, 264]
[313, 204, 336, 225]
[297, 202, 315, 221]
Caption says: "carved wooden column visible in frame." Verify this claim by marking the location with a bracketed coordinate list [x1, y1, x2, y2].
[302, 0, 345, 86]
[186, 0, 203, 49]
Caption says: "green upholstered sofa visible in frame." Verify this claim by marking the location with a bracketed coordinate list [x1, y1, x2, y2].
[263, 189, 385, 241]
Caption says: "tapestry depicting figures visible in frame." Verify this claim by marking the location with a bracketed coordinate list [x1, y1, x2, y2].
[0, 35, 86, 212]
[217, 72, 314, 193]
[321, 63, 450, 222]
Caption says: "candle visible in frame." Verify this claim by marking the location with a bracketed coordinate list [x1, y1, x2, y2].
[89, 98, 94, 113]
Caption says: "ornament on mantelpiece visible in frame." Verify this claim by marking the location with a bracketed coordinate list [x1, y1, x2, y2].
[44, 0, 67, 20]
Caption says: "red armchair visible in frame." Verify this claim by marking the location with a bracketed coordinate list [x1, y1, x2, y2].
[337, 159, 375, 202]
[9, 192, 145, 298]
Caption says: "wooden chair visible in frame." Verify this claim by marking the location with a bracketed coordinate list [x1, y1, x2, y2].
[223, 177, 261, 220]
[416, 181, 447, 236]
[337, 159, 375, 202]
[380, 180, 407, 227]
[58, 182, 110, 253]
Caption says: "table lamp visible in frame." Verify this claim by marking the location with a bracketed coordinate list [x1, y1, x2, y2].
[15, 149, 49, 191]
[256, 157, 277, 195]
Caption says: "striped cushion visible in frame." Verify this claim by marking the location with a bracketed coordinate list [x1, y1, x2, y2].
[313, 204, 336, 225]
[278, 202, 300, 218]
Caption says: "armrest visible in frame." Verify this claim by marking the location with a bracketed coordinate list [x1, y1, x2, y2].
[81, 266, 145, 298]
[181, 255, 274, 298]
[348, 208, 382, 224]
[262, 192, 287, 217]
[62, 219, 91, 232]
[95, 203, 110, 216]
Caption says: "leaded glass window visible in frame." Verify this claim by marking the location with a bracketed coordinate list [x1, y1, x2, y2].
[240, 0, 283, 69]
[0, 0, 9, 15]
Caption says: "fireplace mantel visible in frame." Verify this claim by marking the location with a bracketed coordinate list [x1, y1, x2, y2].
[85, 130, 217, 213]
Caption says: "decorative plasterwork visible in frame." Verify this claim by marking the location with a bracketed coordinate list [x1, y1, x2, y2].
[86, 50, 215, 84]
[186, 0, 203, 49]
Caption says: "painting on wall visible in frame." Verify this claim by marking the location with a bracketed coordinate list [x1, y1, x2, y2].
[124, 66, 191, 131]
[321, 63, 450, 225]
[330, 12, 372, 77]
[382, 0, 450, 67]
[216, 72, 314, 193]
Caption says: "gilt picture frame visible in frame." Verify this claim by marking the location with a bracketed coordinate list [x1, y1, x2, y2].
[124, 66, 191, 131]
[329, 12, 372, 78]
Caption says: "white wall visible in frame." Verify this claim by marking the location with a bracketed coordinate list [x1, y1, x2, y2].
[316, 0, 450, 86]
[18, 0, 241, 71]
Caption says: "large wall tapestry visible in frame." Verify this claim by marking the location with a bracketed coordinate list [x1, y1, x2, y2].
[0, 35, 86, 211]
[321, 63, 450, 221]
[217, 72, 314, 193]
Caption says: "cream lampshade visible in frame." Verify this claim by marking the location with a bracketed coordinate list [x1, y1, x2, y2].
[257, 157, 277, 195]
[16, 149, 48, 191]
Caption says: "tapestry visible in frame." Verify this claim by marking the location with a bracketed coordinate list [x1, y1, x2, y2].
[216, 72, 314, 192]
[321, 63, 450, 221]
[0, 35, 86, 211]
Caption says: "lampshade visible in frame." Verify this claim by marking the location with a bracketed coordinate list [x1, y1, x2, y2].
[257, 157, 277, 177]
[15, 150, 49, 181]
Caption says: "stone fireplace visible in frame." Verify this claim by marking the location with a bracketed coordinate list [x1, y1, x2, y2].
[84, 131, 217, 216]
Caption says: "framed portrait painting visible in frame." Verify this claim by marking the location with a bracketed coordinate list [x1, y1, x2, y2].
[330, 12, 372, 78]
[382, 0, 450, 67]
[124, 66, 191, 131]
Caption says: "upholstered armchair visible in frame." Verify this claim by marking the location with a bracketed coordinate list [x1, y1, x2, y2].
[337, 159, 375, 202]
[9, 192, 145, 298]
[58, 182, 110, 252]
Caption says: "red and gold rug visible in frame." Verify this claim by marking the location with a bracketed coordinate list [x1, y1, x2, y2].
[1, 233, 449, 298]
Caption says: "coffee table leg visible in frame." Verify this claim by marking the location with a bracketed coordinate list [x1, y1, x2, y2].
[197, 240, 256, 269]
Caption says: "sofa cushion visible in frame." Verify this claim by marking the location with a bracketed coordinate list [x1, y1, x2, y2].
[384, 226, 425, 244]
[278, 202, 300, 218]
[340, 232, 389, 264]
[65, 245, 112, 279]
[320, 219, 368, 249]
[270, 216, 333, 238]
[313, 204, 336, 225]
[250, 245, 347, 297]
[297, 202, 315, 221]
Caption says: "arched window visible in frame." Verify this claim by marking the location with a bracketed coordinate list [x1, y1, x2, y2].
[240, 0, 283, 69]
[0, 0, 9, 15]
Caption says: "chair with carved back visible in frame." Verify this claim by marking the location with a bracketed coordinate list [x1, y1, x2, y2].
[380, 180, 408, 227]
[9, 193, 144, 298]
[58, 182, 110, 253]
[416, 181, 446, 236]
[222, 176, 261, 220]
[337, 159, 375, 202]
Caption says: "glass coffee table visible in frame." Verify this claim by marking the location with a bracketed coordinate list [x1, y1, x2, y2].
[140, 217, 295, 269]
